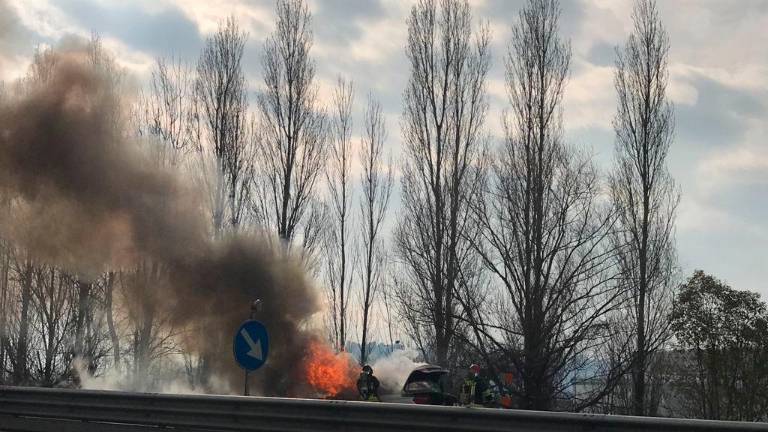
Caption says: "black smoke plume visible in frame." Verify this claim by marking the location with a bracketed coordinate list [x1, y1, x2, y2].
[0, 45, 319, 395]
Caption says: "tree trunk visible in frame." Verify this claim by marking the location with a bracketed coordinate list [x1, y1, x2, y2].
[74, 280, 92, 361]
[14, 261, 33, 385]
[360, 302, 370, 365]
[0, 244, 10, 383]
[105, 272, 120, 369]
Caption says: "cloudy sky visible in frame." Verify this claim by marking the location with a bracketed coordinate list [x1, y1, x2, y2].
[2, 0, 767, 297]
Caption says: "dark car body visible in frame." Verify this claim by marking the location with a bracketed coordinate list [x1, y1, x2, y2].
[400, 365, 457, 406]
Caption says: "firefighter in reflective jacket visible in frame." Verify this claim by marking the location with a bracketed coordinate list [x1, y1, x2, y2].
[357, 365, 381, 401]
[459, 364, 492, 407]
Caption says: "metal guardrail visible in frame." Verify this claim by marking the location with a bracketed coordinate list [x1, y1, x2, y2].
[0, 386, 766, 432]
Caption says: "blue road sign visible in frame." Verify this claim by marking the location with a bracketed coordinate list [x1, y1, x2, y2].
[233, 320, 269, 371]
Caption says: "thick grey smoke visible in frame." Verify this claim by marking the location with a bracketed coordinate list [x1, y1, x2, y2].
[0, 46, 319, 395]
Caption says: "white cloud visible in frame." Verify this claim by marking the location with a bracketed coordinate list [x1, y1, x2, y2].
[572, 0, 631, 54]
[348, 13, 407, 64]
[563, 60, 615, 131]
[671, 63, 768, 94]
[165, 0, 274, 37]
[676, 196, 734, 233]
[6, 0, 155, 79]
[661, 1, 768, 72]
[668, 65, 699, 106]
[9, 0, 80, 40]
[698, 147, 768, 194]
[101, 36, 155, 78]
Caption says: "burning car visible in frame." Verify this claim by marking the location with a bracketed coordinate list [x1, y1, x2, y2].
[400, 365, 457, 405]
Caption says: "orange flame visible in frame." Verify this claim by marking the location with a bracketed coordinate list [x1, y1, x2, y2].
[305, 340, 358, 397]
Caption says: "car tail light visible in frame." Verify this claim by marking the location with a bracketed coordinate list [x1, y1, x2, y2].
[412, 395, 432, 405]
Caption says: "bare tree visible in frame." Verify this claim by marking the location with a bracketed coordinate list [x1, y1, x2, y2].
[189, 23, 256, 387]
[299, 199, 329, 274]
[30, 266, 75, 386]
[255, 0, 327, 250]
[358, 94, 392, 365]
[88, 35, 126, 139]
[101, 271, 120, 370]
[0, 222, 11, 384]
[611, 0, 678, 416]
[69, 36, 121, 377]
[71, 280, 92, 362]
[380, 280, 399, 354]
[138, 57, 195, 166]
[195, 17, 253, 235]
[67, 277, 111, 378]
[324, 77, 355, 352]
[118, 263, 180, 389]
[9, 257, 33, 385]
[465, 0, 625, 411]
[0, 36, 118, 386]
[1, 46, 58, 386]
[0, 82, 9, 381]
[131, 56, 195, 374]
[0, 88, 6, 384]
[122, 264, 158, 385]
[132, 54, 208, 387]
[395, 0, 490, 369]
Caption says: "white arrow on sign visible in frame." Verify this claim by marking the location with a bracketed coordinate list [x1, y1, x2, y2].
[240, 328, 263, 361]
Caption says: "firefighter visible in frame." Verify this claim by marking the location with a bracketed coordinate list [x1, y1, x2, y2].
[357, 364, 381, 402]
[499, 371, 514, 409]
[459, 364, 492, 407]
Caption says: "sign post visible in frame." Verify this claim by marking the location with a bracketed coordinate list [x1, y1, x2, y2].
[233, 300, 268, 396]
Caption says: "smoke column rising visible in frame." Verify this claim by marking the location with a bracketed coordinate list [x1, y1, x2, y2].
[0, 44, 319, 395]
[372, 349, 426, 394]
